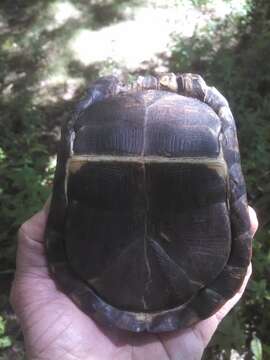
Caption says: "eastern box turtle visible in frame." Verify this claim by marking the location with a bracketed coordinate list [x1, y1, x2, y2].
[45, 73, 252, 332]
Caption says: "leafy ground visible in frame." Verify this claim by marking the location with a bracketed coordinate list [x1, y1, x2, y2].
[0, 0, 269, 359]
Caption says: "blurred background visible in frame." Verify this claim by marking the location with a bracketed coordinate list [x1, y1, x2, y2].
[0, 0, 269, 358]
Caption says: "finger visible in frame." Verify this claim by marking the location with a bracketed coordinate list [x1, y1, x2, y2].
[213, 207, 258, 322]
[188, 207, 258, 347]
[15, 198, 51, 272]
[188, 262, 252, 350]
[19, 196, 51, 244]
[11, 197, 60, 316]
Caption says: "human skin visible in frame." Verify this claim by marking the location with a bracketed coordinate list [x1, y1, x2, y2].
[10, 203, 258, 360]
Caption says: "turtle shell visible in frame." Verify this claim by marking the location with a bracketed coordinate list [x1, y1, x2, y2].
[45, 74, 252, 332]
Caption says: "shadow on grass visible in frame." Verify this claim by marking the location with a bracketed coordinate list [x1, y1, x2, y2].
[0, 4, 145, 336]
[0, 0, 144, 270]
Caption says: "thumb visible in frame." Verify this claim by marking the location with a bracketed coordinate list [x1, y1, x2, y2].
[10, 198, 57, 315]
[15, 197, 51, 274]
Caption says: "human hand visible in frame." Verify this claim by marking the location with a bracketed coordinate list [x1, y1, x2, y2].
[11, 203, 258, 360]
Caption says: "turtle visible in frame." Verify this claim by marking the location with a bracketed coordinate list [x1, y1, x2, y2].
[45, 73, 252, 333]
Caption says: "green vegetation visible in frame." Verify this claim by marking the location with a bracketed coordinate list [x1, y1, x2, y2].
[251, 335, 263, 360]
[170, 1, 270, 357]
[0, 316, 11, 350]
[0, 0, 269, 358]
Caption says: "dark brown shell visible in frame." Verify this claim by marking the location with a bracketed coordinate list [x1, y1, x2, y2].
[45, 74, 252, 332]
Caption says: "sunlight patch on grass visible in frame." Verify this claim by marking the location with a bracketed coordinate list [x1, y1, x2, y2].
[205, 0, 249, 17]
[37, 74, 84, 104]
[40, 73, 68, 88]
[1, 38, 20, 53]
[69, 4, 201, 69]
[47, 1, 81, 30]
[69, 0, 248, 71]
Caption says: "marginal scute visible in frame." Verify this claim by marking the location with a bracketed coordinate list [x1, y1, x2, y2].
[159, 73, 178, 92]
[205, 87, 229, 113]
[177, 73, 207, 101]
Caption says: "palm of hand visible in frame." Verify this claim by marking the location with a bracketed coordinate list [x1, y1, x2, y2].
[11, 206, 257, 360]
